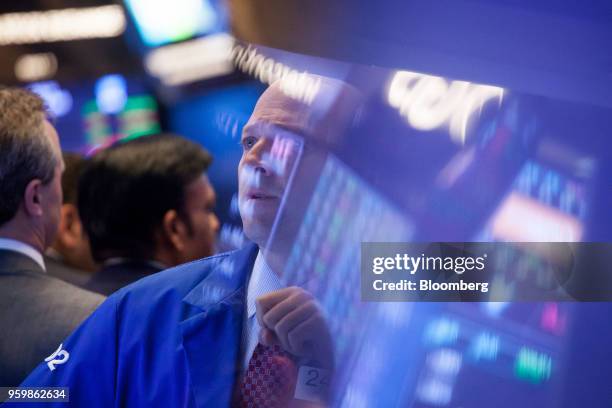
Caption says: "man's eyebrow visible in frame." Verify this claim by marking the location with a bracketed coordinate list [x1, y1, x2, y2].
[241, 128, 253, 138]
[242, 122, 304, 140]
[242, 122, 262, 136]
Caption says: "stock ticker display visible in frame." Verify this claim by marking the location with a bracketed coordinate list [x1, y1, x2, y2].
[326, 156, 578, 406]
[267, 78, 603, 406]
[282, 155, 414, 374]
[274, 154, 575, 406]
[401, 154, 587, 406]
[410, 301, 568, 407]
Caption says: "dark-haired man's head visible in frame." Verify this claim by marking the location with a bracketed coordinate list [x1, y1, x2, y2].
[0, 87, 64, 253]
[49, 152, 97, 272]
[79, 134, 219, 267]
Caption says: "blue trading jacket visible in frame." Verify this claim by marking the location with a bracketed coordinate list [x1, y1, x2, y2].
[15, 244, 258, 408]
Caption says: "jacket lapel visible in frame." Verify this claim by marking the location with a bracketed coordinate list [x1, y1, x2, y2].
[179, 244, 258, 408]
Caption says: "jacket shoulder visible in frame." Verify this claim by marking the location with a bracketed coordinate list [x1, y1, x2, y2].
[1, 272, 104, 317]
[112, 250, 240, 302]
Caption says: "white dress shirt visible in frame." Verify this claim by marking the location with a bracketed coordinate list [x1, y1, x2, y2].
[241, 250, 284, 372]
[0, 238, 46, 271]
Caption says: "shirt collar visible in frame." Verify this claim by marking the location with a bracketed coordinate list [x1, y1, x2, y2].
[246, 251, 283, 319]
[0, 238, 46, 272]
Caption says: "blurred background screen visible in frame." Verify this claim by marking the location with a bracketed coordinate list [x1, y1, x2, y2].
[28, 75, 161, 153]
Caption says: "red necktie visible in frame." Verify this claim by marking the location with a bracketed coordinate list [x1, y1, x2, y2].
[238, 343, 298, 408]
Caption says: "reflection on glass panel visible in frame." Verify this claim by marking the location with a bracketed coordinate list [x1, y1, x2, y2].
[232, 43, 612, 407]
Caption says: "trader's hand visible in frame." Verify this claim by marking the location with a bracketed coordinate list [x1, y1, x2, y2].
[256, 286, 334, 368]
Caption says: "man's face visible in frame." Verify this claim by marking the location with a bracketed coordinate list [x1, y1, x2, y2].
[40, 120, 64, 249]
[238, 122, 301, 248]
[179, 174, 219, 262]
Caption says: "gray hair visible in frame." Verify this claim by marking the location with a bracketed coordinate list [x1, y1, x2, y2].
[0, 87, 57, 226]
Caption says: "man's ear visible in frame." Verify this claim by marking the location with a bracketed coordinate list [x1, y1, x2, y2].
[57, 204, 81, 248]
[23, 179, 44, 217]
[161, 209, 187, 252]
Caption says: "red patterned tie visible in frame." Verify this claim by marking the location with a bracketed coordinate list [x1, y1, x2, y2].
[238, 343, 298, 408]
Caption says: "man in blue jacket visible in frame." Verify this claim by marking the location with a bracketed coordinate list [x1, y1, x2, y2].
[15, 76, 362, 407]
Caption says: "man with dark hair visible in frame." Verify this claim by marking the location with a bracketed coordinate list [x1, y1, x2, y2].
[0, 87, 104, 386]
[79, 133, 220, 295]
[45, 152, 97, 286]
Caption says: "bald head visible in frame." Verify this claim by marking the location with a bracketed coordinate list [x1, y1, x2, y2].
[245, 75, 362, 146]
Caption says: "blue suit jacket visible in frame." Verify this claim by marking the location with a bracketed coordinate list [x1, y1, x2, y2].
[18, 244, 258, 408]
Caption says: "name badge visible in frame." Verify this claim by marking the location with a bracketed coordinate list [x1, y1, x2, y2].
[294, 365, 330, 403]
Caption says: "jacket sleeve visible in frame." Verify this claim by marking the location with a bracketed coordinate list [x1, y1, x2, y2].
[14, 294, 121, 407]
